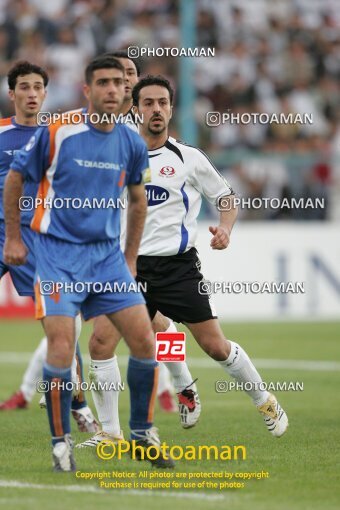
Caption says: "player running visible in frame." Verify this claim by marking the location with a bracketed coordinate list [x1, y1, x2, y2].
[0, 61, 99, 433]
[3, 58, 174, 471]
[79, 75, 289, 445]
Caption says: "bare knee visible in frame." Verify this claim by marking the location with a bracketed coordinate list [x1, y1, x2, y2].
[198, 336, 231, 361]
[89, 331, 111, 359]
[186, 320, 231, 362]
[132, 331, 155, 359]
[43, 317, 75, 367]
[152, 312, 170, 333]
[90, 318, 119, 360]
[47, 334, 74, 367]
[107, 305, 155, 359]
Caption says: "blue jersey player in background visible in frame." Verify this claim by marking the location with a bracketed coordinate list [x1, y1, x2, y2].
[0, 61, 47, 298]
[3, 57, 173, 471]
[0, 61, 99, 434]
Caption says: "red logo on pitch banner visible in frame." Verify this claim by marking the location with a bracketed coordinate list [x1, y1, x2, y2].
[156, 332, 186, 361]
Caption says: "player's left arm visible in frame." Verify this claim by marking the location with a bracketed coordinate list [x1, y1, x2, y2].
[209, 195, 238, 250]
[124, 135, 149, 275]
[125, 182, 147, 276]
[192, 149, 238, 250]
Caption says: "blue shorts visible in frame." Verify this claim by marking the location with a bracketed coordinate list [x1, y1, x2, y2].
[33, 234, 145, 320]
[0, 220, 35, 297]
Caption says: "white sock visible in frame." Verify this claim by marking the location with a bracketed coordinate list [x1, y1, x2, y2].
[157, 363, 174, 395]
[218, 341, 269, 407]
[75, 313, 82, 340]
[161, 320, 197, 393]
[71, 314, 82, 385]
[20, 337, 47, 402]
[71, 358, 77, 385]
[89, 355, 121, 435]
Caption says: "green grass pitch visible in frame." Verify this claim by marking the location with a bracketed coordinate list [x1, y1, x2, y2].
[0, 320, 339, 510]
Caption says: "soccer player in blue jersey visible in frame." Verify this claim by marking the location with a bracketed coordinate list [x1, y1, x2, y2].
[0, 61, 99, 432]
[1, 53, 200, 432]
[3, 57, 173, 471]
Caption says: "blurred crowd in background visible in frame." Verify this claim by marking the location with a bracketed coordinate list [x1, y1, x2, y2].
[0, 0, 339, 220]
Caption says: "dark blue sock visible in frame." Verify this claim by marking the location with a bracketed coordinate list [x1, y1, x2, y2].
[127, 356, 159, 439]
[71, 342, 87, 410]
[43, 362, 72, 445]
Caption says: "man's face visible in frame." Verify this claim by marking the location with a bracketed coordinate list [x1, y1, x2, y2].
[84, 68, 125, 116]
[9, 73, 46, 117]
[136, 85, 172, 135]
[116, 58, 139, 102]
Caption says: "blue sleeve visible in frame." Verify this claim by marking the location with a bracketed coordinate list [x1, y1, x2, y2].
[126, 136, 149, 185]
[11, 127, 50, 183]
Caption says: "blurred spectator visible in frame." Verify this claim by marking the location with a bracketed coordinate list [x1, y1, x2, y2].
[16, 30, 46, 66]
[231, 141, 289, 220]
[42, 64, 80, 113]
[44, 24, 87, 101]
[196, 9, 218, 48]
[0, 0, 338, 220]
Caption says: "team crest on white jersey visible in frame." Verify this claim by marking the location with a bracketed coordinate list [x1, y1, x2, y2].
[159, 166, 176, 177]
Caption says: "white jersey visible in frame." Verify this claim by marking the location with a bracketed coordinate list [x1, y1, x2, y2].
[122, 109, 139, 133]
[139, 136, 233, 256]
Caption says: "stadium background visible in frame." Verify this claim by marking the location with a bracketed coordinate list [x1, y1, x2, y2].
[0, 1, 339, 510]
[0, 0, 339, 319]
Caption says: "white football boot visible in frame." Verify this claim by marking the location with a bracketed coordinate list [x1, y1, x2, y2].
[257, 393, 288, 437]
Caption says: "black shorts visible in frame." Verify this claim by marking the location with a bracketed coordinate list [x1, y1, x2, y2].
[136, 247, 217, 324]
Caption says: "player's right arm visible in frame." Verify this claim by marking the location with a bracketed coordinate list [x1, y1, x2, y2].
[3, 170, 27, 265]
[3, 128, 50, 265]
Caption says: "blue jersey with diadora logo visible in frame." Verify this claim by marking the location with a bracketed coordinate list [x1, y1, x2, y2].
[11, 118, 149, 244]
[0, 117, 39, 226]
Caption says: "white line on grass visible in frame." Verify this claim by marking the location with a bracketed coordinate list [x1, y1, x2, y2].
[0, 480, 225, 501]
[0, 353, 339, 371]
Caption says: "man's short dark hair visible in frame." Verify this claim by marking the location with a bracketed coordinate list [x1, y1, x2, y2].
[85, 57, 125, 84]
[7, 61, 49, 90]
[104, 50, 141, 76]
[132, 75, 174, 106]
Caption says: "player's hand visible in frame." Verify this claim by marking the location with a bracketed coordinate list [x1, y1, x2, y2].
[125, 258, 137, 278]
[209, 226, 230, 250]
[3, 238, 28, 265]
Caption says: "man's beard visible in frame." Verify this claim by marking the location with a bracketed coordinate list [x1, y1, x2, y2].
[148, 119, 166, 135]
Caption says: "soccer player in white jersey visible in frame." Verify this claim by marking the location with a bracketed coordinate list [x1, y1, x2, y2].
[79, 75, 288, 444]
